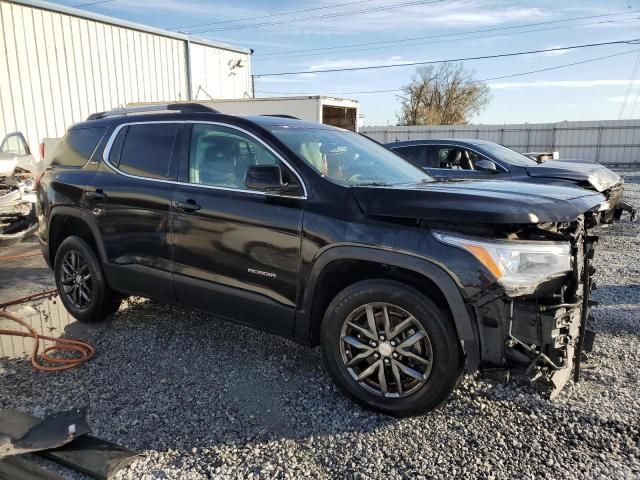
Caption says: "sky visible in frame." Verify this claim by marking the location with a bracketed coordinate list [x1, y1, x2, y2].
[54, 0, 640, 126]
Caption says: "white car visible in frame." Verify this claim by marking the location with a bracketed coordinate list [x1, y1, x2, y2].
[0, 132, 43, 241]
[0, 132, 42, 176]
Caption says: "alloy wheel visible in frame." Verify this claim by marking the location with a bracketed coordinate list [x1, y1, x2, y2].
[340, 302, 433, 398]
[60, 250, 93, 309]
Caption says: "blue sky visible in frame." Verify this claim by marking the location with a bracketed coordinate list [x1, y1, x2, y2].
[56, 0, 640, 126]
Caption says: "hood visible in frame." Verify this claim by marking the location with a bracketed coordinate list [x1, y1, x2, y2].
[526, 160, 620, 192]
[352, 180, 605, 224]
[0, 153, 39, 177]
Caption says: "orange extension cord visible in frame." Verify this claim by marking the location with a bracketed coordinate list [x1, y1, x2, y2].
[0, 250, 95, 371]
[0, 251, 42, 261]
[0, 309, 95, 371]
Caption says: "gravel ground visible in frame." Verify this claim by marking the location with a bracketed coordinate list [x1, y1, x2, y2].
[0, 172, 639, 479]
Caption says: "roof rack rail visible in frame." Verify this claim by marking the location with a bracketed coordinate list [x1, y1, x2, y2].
[260, 114, 301, 120]
[87, 103, 219, 120]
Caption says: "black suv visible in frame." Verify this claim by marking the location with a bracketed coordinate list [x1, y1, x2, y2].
[37, 104, 604, 416]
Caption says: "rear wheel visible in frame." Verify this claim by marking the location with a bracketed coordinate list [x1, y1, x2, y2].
[321, 279, 463, 416]
[54, 236, 121, 323]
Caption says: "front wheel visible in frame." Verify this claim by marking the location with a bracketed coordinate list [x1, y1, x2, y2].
[54, 236, 122, 323]
[321, 279, 463, 416]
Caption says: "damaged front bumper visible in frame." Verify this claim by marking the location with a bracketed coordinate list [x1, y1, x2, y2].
[473, 226, 598, 399]
[505, 292, 595, 398]
[0, 180, 37, 241]
[601, 180, 636, 223]
[612, 200, 636, 222]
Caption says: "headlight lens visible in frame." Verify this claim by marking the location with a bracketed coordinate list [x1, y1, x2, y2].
[433, 231, 572, 296]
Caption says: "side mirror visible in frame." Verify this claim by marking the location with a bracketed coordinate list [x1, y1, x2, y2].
[475, 159, 497, 172]
[245, 164, 285, 191]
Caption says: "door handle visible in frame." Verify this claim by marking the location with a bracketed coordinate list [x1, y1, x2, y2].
[86, 189, 106, 201]
[174, 199, 201, 212]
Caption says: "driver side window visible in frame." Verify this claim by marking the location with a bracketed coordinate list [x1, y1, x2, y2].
[189, 124, 280, 189]
[436, 147, 485, 170]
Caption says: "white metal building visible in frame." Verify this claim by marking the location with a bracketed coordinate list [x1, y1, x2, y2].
[0, 0, 253, 152]
[362, 120, 640, 167]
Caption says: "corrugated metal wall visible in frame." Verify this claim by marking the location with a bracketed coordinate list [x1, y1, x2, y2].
[190, 42, 251, 101]
[0, 0, 251, 150]
[362, 120, 640, 167]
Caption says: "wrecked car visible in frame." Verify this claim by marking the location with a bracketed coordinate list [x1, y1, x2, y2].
[386, 138, 635, 223]
[37, 104, 603, 416]
[0, 133, 38, 242]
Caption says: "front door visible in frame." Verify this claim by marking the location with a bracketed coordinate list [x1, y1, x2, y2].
[171, 122, 305, 336]
[427, 145, 510, 180]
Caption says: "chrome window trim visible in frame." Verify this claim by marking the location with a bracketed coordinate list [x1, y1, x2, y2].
[101, 120, 308, 199]
[392, 142, 509, 173]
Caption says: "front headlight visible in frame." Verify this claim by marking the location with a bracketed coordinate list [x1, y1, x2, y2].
[433, 231, 572, 296]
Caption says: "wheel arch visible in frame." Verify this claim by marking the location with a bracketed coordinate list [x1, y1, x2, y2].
[296, 245, 480, 372]
[48, 207, 107, 266]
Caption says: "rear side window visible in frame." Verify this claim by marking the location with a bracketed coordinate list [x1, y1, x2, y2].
[116, 124, 181, 179]
[52, 127, 106, 167]
[394, 145, 426, 167]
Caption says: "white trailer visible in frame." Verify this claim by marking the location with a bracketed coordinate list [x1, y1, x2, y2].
[134, 97, 360, 132]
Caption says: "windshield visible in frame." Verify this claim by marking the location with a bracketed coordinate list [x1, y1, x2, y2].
[477, 142, 538, 167]
[267, 126, 433, 186]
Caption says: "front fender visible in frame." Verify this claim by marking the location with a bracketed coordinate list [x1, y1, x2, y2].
[297, 244, 480, 372]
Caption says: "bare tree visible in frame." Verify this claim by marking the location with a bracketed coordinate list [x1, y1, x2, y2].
[397, 63, 491, 125]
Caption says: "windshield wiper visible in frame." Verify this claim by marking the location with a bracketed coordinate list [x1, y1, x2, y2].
[394, 178, 434, 186]
[354, 181, 391, 187]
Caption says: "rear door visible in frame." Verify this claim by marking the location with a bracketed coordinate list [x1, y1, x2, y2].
[171, 122, 305, 336]
[89, 122, 183, 301]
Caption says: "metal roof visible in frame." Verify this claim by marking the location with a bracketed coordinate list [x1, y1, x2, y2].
[6, 0, 252, 55]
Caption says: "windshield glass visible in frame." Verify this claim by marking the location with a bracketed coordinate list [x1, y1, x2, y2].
[267, 126, 433, 186]
[477, 142, 538, 167]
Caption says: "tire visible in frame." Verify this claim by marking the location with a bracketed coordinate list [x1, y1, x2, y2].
[54, 236, 122, 323]
[321, 279, 463, 417]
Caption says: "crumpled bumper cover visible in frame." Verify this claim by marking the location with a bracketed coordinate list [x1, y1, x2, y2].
[511, 301, 594, 399]
[0, 408, 89, 458]
[474, 230, 598, 399]
[613, 200, 636, 222]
